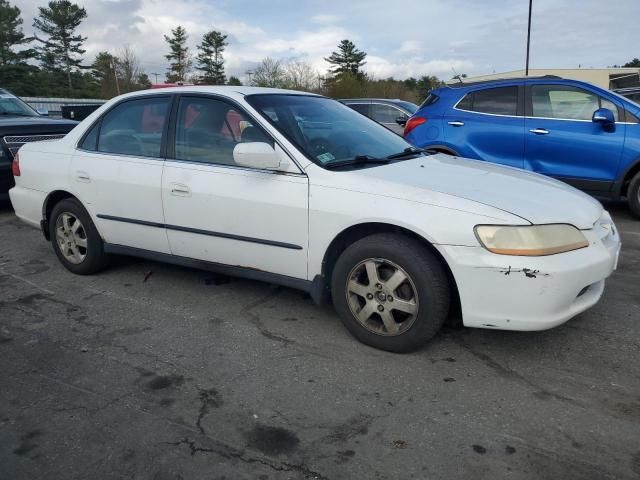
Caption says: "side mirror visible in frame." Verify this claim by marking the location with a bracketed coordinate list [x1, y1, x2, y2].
[233, 142, 282, 170]
[592, 107, 615, 126]
[395, 116, 408, 126]
[36, 107, 49, 116]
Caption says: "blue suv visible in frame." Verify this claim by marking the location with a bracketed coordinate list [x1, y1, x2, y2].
[404, 76, 640, 217]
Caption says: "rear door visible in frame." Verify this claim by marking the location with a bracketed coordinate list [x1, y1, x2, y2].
[71, 95, 172, 253]
[524, 84, 625, 191]
[443, 85, 525, 168]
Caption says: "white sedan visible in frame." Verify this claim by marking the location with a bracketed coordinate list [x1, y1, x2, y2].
[9, 87, 621, 352]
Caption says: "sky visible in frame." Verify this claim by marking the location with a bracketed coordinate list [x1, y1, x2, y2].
[13, 0, 640, 83]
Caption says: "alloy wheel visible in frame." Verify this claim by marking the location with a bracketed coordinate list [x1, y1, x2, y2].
[55, 212, 88, 264]
[345, 258, 419, 336]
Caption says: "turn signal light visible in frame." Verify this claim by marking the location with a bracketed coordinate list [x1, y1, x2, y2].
[404, 116, 426, 136]
[11, 152, 20, 176]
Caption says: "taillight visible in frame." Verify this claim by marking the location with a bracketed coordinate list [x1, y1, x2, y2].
[12, 152, 20, 176]
[404, 116, 427, 136]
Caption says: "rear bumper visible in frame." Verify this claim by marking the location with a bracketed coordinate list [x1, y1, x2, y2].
[437, 214, 621, 331]
[9, 185, 47, 229]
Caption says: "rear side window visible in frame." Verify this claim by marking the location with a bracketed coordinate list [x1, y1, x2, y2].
[457, 87, 518, 116]
[347, 103, 370, 116]
[97, 97, 171, 157]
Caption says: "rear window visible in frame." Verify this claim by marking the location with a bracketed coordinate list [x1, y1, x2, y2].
[420, 94, 439, 108]
[456, 86, 518, 116]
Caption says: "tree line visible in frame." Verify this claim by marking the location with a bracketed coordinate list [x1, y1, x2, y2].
[2, 0, 637, 102]
[0, 0, 445, 102]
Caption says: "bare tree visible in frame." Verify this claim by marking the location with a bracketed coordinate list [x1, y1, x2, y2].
[250, 57, 286, 88]
[284, 59, 318, 91]
[116, 45, 142, 92]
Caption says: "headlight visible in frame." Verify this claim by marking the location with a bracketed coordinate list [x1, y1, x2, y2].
[474, 224, 589, 256]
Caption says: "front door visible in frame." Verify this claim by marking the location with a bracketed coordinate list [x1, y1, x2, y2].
[161, 95, 309, 279]
[524, 84, 625, 192]
[71, 95, 172, 253]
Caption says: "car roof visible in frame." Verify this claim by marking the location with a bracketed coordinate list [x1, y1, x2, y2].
[445, 75, 563, 89]
[114, 85, 320, 101]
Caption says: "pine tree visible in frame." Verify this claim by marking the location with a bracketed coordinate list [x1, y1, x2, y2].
[0, 0, 34, 67]
[196, 30, 227, 85]
[164, 25, 191, 82]
[324, 39, 367, 80]
[227, 75, 242, 86]
[33, 0, 87, 91]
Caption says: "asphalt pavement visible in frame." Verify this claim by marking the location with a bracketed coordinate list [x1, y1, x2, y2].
[1, 200, 639, 480]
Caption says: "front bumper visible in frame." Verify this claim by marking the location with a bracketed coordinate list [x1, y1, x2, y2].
[438, 213, 621, 331]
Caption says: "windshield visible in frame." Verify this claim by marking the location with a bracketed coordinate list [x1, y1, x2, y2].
[0, 91, 38, 116]
[245, 94, 413, 168]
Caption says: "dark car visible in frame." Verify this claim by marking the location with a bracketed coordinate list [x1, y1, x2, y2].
[0, 88, 77, 199]
[615, 86, 640, 104]
[340, 98, 418, 135]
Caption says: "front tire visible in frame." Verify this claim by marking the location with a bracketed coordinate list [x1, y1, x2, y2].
[331, 233, 451, 353]
[628, 172, 640, 219]
[49, 198, 108, 274]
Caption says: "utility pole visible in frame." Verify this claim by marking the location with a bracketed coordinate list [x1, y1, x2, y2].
[111, 59, 120, 95]
[151, 72, 160, 84]
[525, 0, 533, 76]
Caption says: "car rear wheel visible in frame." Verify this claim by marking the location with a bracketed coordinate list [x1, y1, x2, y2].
[50, 198, 108, 274]
[629, 171, 640, 219]
[331, 233, 451, 352]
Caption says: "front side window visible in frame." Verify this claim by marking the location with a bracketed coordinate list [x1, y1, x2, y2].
[531, 85, 619, 121]
[371, 103, 405, 123]
[246, 94, 412, 168]
[174, 96, 271, 166]
[97, 97, 171, 157]
[456, 87, 518, 116]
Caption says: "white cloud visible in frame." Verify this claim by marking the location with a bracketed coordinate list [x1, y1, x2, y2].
[365, 55, 474, 79]
[311, 14, 341, 24]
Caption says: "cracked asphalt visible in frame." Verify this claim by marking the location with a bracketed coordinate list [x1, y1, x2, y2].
[1, 200, 639, 480]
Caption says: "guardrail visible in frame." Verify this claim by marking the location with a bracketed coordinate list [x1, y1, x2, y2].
[22, 97, 106, 118]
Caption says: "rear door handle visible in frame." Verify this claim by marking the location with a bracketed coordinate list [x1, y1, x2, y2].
[448, 121, 465, 127]
[169, 183, 191, 197]
[529, 128, 549, 135]
[76, 170, 91, 182]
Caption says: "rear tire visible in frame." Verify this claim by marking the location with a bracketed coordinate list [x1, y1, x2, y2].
[49, 198, 108, 274]
[628, 172, 640, 219]
[331, 233, 451, 353]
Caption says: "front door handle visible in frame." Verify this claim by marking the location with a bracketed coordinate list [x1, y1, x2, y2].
[169, 183, 191, 197]
[448, 121, 465, 127]
[75, 170, 91, 183]
[529, 128, 549, 135]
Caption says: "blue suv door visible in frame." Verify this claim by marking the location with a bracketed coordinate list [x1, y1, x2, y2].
[443, 84, 524, 168]
[524, 83, 624, 192]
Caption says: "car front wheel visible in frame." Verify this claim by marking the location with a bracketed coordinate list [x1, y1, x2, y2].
[331, 233, 451, 352]
[629, 171, 640, 219]
[50, 198, 108, 274]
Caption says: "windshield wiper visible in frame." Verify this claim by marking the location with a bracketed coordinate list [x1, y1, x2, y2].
[324, 155, 390, 170]
[385, 147, 428, 160]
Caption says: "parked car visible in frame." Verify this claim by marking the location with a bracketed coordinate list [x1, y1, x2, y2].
[10, 87, 620, 352]
[0, 88, 77, 200]
[340, 98, 418, 134]
[404, 76, 640, 217]
[615, 86, 640, 104]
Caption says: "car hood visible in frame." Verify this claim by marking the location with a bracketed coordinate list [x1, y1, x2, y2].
[356, 154, 603, 229]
